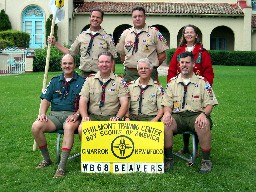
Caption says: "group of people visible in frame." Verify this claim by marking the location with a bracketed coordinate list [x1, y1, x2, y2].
[32, 6, 218, 178]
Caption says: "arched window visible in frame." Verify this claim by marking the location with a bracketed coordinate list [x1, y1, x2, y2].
[22, 5, 45, 48]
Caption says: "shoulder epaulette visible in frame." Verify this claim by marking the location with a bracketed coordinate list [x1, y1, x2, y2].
[149, 26, 159, 31]
[154, 81, 160, 85]
[198, 75, 205, 80]
[117, 74, 123, 78]
[127, 80, 135, 85]
[168, 76, 177, 83]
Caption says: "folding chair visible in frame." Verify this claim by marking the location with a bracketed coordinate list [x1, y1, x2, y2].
[53, 129, 81, 163]
[173, 131, 197, 165]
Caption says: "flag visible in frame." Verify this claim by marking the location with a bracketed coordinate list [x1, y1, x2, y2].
[49, 0, 65, 23]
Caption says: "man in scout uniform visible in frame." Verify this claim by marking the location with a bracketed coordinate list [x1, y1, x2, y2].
[124, 58, 173, 171]
[48, 8, 117, 77]
[162, 51, 218, 173]
[31, 54, 85, 177]
[116, 6, 169, 82]
[124, 58, 164, 122]
[78, 51, 129, 134]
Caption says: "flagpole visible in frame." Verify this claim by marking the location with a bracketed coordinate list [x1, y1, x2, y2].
[33, 13, 57, 151]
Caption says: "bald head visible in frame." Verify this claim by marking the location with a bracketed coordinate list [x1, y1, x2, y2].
[61, 54, 75, 78]
[62, 54, 74, 64]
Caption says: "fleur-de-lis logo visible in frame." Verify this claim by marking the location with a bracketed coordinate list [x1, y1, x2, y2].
[56, 0, 64, 8]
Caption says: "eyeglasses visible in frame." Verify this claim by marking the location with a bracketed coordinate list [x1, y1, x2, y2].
[138, 67, 150, 71]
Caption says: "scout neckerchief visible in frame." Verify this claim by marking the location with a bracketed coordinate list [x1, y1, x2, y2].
[180, 81, 191, 109]
[61, 78, 71, 99]
[132, 31, 143, 55]
[98, 78, 112, 108]
[138, 85, 149, 114]
[86, 33, 100, 56]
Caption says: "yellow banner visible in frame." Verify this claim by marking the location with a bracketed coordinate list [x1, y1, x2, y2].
[55, 0, 64, 9]
[81, 121, 164, 173]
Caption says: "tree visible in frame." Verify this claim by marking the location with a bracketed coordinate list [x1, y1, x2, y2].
[45, 14, 58, 44]
[0, 9, 12, 31]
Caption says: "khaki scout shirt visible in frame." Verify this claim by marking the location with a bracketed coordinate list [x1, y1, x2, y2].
[162, 74, 218, 113]
[69, 28, 117, 72]
[116, 24, 169, 68]
[79, 72, 129, 116]
[128, 78, 164, 115]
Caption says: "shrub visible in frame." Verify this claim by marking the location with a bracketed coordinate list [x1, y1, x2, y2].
[0, 30, 30, 48]
[45, 14, 58, 45]
[209, 50, 256, 66]
[166, 49, 256, 66]
[33, 47, 63, 72]
[0, 39, 13, 49]
[0, 9, 11, 31]
[33, 47, 80, 72]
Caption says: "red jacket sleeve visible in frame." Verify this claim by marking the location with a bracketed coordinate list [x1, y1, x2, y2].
[201, 50, 214, 86]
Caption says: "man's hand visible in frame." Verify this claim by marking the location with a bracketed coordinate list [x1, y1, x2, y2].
[37, 114, 48, 122]
[162, 113, 173, 126]
[66, 113, 80, 123]
[82, 116, 91, 122]
[109, 116, 120, 121]
[195, 113, 208, 129]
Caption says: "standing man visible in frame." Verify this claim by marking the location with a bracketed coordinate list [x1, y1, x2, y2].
[48, 8, 117, 77]
[162, 52, 218, 173]
[31, 54, 85, 177]
[116, 6, 169, 82]
[78, 51, 129, 130]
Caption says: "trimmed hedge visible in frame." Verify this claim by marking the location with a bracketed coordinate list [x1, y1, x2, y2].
[0, 39, 13, 49]
[0, 30, 30, 49]
[165, 49, 256, 66]
[33, 48, 256, 72]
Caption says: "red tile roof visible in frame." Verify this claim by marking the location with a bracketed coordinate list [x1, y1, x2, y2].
[76, 2, 244, 16]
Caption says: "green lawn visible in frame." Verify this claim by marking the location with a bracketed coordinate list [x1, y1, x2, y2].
[0, 65, 255, 191]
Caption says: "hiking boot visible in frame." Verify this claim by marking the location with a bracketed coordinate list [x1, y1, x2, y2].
[54, 168, 65, 178]
[164, 158, 174, 171]
[36, 159, 52, 169]
[199, 159, 212, 173]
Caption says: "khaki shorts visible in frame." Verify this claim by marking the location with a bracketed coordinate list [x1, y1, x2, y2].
[48, 111, 74, 130]
[172, 111, 213, 134]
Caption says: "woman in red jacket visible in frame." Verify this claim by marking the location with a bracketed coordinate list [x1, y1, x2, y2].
[167, 24, 214, 156]
[167, 24, 214, 85]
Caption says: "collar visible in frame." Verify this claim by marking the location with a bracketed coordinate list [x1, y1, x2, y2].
[130, 24, 149, 34]
[134, 77, 154, 87]
[177, 73, 197, 84]
[85, 28, 105, 35]
[94, 71, 115, 81]
[59, 72, 78, 82]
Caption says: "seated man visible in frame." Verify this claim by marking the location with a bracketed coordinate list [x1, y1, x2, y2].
[124, 58, 172, 171]
[31, 54, 85, 177]
[78, 51, 129, 134]
[124, 58, 164, 121]
[162, 51, 218, 173]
